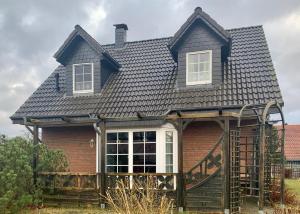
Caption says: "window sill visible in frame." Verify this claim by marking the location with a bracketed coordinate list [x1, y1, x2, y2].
[175, 83, 222, 91]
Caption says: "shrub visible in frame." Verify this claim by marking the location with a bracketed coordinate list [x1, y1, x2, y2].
[270, 180, 298, 205]
[104, 177, 174, 214]
[0, 135, 68, 213]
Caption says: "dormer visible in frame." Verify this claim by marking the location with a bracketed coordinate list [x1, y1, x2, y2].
[54, 25, 120, 96]
[168, 7, 231, 88]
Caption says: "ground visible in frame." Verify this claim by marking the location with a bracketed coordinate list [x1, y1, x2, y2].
[23, 179, 300, 213]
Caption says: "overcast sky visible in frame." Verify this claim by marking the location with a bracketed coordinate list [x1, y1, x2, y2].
[0, 0, 300, 136]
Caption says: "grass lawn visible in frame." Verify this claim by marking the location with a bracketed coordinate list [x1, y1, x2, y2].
[286, 179, 300, 200]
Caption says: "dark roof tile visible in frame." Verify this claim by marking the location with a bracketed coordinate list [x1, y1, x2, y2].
[11, 26, 283, 120]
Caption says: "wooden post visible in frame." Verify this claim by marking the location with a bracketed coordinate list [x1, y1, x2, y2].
[223, 119, 230, 213]
[176, 119, 184, 210]
[33, 125, 39, 186]
[258, 124, 265, 212]
[99, 121, 106, 206]
[280, 128, 285, 206]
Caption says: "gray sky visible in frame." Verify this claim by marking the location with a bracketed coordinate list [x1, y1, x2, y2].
[0, 0, 300, 136]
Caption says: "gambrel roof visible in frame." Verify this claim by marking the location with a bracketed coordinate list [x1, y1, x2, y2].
[11, 24, 282, 121]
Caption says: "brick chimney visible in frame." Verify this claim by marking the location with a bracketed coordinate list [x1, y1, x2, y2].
[114, 24, 128, 48]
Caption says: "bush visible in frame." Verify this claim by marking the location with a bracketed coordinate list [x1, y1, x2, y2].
[0, 135, 68, 213]
[270, 180, 298, 205]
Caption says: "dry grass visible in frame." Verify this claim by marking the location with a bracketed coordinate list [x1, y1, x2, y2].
[272, 206, 300, 214]
[22, 207, 110, 214]
[104, 177, 174, 214]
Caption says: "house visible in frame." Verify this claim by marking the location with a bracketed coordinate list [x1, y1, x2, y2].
[11, 7, 285, 213]
[283, 125, 300, 178]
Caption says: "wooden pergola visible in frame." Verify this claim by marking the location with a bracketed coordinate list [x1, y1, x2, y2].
[26, 100, 285, 213]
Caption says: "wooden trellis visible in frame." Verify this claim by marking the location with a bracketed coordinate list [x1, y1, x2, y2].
[229, 101, 285, 213]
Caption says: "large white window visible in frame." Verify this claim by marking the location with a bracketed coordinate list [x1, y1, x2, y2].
[104, 125, 178, 174]
[186, 50, 212, 85]
[73, 63, 93, 93]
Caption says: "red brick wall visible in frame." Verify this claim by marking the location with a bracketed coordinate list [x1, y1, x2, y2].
[42, 126, 96, 173]
[183, 121, 223, 172]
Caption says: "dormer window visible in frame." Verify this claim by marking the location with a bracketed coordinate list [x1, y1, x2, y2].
[73, 63, 94, 93]
[186, 50, 212, 85]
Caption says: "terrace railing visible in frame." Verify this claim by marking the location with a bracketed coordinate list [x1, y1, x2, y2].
[106, 173, 177, 191]
[39, 172, 97, 191]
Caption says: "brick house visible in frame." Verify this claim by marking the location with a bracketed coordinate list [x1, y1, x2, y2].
[282, 125, 300, 178]
[11, 7, 285, 213]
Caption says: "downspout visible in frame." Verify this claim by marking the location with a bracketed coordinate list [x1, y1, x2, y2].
[93, 122, 101, 189]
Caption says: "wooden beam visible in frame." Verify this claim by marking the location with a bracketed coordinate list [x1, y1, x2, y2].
[223, 119, 230, 213]
[33, 125, 39, 186]
[258, 124, 266, 211]
[281, 128, 286, 206]
[176, 119, 185, 210]
[25, 125, 42, 143]
[166, 111, 239, 120]
[99, 121, 106, 205]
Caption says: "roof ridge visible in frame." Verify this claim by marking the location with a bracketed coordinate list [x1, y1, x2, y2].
[101, 25, 264, 47]
[227, 25, 263, 31]
[102, 36, 173, 47]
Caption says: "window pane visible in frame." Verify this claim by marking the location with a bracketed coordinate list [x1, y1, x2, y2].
[133, 166, 144, 173]
[118, 155, 128, 165]
[133, 144, 144, 154]
[107, 144, 117, 154]
[75, 74, 83, 82]
[166, 143, 173, 153]
[133, 132, 144, 142]
[145, 143, 156, 153]
[166, 154, 173, 165]
[199, 52, 209, 62]
[83, 64, 92, 73]
[199, 62, 209, 72]
[118, 144, 128, 154]
[107, 166, 117, 172]
[188, 72, 199, 82]
[166, 131, 173, 142]
[166, 165, 173, 173]
[145, 166, 156, 173]
[133, 155, 144, 165]
[145, 155, 156, 165]
[118, 166, 128, 173]
[107, 155, 117, 165]
[74, 65, 83, 75]
[200, 71, 210, 81]
[75, 82, 83, 91]
[188, 54, 198, 64]
[84, 81, 92, 90]
[118, 132, 128, 143]
[146, 131, 156, 142]
[84, 73, 92, 81]
[107, 133, 117, 143]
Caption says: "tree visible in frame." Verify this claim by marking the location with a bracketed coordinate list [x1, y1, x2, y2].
[0, 135, 68, 213]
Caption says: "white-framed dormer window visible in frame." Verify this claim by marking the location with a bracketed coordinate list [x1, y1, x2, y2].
[73, 63, 94, 93]
[186, 50, 212, 85]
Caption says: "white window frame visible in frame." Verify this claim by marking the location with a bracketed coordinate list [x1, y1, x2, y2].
[72, 63, 94, 94]
[186, 50, 212, 85]
[103, 123, 178, 173]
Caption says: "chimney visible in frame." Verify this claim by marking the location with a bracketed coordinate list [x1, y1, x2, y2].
[114, 24, 128, 48]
